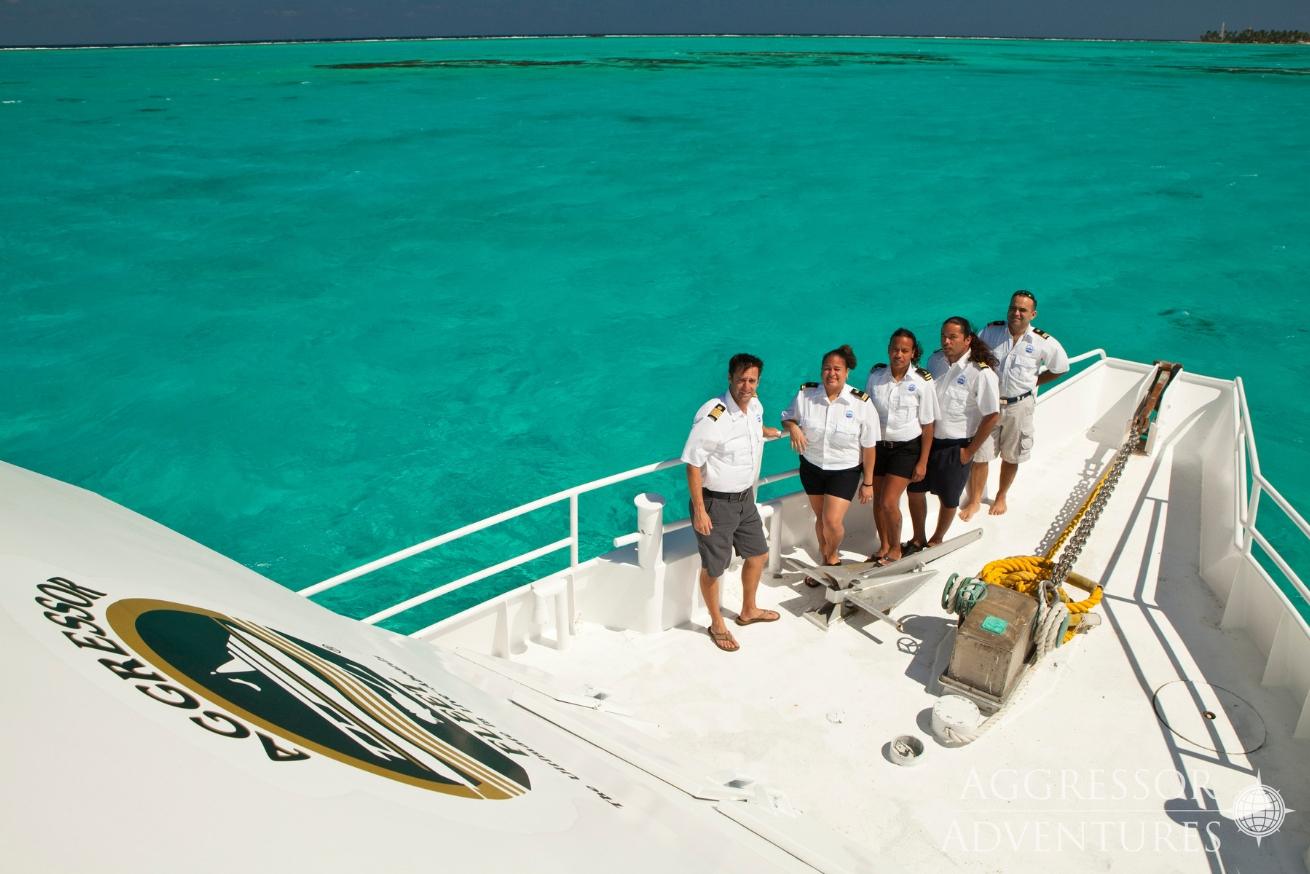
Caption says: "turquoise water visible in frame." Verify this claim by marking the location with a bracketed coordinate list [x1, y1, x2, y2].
[2, 37, 1307, 628]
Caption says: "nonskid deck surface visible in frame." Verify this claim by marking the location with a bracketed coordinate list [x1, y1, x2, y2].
[488, 380, 1309, 872]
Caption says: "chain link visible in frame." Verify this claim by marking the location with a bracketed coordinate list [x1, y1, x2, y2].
[1049, 424, 1143, 586]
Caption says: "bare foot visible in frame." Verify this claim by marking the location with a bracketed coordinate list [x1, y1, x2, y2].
[989, 495, 1008, 516]
[959, 502, 982, 521]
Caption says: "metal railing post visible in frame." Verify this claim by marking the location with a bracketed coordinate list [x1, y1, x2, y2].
[1243, 484, 1262, 556]
[766, 500, 784, 578]
[569, 493, 579, 568]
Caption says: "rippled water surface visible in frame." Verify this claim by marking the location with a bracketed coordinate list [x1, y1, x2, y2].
[2, 36, 1307, 626]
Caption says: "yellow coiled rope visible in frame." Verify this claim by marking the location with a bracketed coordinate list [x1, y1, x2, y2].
[976, 472, 1108, 643]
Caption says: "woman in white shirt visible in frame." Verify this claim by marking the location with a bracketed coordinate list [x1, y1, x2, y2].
[908, 316, 1001, 548]
[781, 344, 880, 571]
[864, 329, 937, 565]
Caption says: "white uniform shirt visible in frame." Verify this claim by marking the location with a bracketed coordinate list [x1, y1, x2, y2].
[864, 364, 938, 442]
[979, 322, 1069, 399]
[925, 349, 1001, 440]
[680, 393, 765, 492]
[781, 384, 881, 470]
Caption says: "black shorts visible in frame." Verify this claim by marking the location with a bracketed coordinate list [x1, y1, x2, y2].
[799, 456, 861, 500]
[908, 437, 971, 508]
[873, 436, 922, 481]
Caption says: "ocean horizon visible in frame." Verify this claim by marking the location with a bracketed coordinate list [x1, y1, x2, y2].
[6, 32, 1291, 51]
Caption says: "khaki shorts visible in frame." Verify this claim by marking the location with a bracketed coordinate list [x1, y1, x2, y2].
[974, 395, 1034, 464]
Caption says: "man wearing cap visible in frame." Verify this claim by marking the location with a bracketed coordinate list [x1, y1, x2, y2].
[963, 290, 1069, 518]
[682, 353, 783, 653]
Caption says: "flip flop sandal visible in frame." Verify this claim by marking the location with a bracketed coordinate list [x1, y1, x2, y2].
[707, 627, 739, 652]
[902, 541, 927, 556]
[735, 609, 780, 626]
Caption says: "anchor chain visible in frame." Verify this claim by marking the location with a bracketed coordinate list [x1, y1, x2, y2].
[1049, 422, 1144, 586]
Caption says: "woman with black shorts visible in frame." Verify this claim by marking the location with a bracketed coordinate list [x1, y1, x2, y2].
[781, 344, 880, 571]
[864, 328, 937, 565]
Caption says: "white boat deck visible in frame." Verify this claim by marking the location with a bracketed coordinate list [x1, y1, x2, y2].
[7, 357, 1307, 873]
[444, 364, 1310, 872]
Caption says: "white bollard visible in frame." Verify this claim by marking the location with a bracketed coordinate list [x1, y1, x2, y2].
[531, 577, 571, 650]
[635, 492, 666, 633]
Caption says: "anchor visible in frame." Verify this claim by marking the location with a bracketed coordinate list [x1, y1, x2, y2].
[800, 528, 983, 632]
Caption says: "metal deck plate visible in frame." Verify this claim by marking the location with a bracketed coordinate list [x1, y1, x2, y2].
[1152, 681, 1267, 754]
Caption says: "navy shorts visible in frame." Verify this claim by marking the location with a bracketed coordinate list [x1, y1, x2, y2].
[908, 437, 971, 508]
[798, 456, 861, 500]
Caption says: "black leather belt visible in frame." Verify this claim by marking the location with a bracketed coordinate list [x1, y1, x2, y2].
[1000, 391, 1033, 405]
[877, 438, 918, 449]
[703, 487, 752, 501]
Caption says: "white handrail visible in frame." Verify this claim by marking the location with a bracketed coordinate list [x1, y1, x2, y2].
[1250, 529, 1310, 606]
[1257, 477, 1310, 540]
[298, 456, 687, 597]
[1067, 348, 1107, 366]
[361, 538, 572, 625]
[1233, 376, 1309, 606]
[301, 436, 790, 601]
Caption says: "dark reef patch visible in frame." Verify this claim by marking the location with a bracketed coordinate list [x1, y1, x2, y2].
[1164, 65, 1310, 77]
[1158, 307, 1219, 335]
[314, 50, 955, 73]
[317, 59, 586, 70]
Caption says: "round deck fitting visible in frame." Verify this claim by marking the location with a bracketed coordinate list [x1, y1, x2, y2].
[1152, 681, 1266, 754]
[888, 734, 925, 766]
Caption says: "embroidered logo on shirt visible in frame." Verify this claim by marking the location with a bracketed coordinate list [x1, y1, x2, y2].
[1025, 345, 1034, 354]
[957, 376, 966, 384]
[845, 410, 854, 418]
[907, 385, 916, 392]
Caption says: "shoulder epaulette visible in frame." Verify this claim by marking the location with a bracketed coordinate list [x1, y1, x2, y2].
[872, 363, 887, 370]
[849, 387, 870, 401]
[1033, 327, 1051, 339]
[800, 381, 819, 389]
[915, 366, 933, 381]
[974, 360, 990, 370]
[989, 320, 1005, 326]
[706, 403, 727, 421]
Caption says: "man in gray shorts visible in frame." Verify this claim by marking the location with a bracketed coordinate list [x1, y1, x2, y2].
[681, 353, 783, 652]
[964, 290, 1070, 518]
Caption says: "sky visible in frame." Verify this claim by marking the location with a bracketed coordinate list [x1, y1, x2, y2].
[2, 0, 1310, 47]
